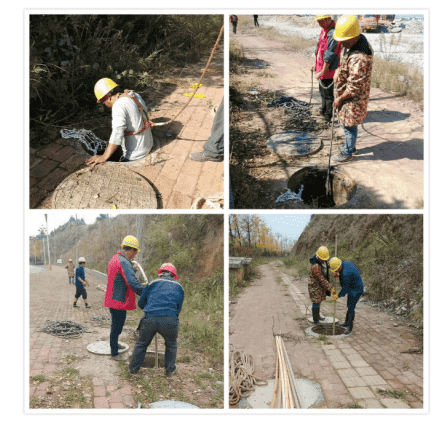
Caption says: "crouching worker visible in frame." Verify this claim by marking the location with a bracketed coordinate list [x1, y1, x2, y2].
[73, 257, 90, 308]
[329, 257, 364, 335]
[105, 236, 144, 362]
[129, 263, 185, 377]
[308, 246, 335, 324]
[87, 78, 154, 166]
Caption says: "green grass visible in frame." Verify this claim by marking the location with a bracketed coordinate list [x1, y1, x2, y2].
[63, 368, 79, 377]
[177, 355, 192, 363]
[65, 355, 80, 364]
[377, 388, 406, 399]
[30, 375, 47, 382]
[348, 403, 363, 408]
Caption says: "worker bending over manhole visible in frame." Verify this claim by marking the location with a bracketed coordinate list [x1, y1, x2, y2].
[129, 263, 184, 377]
[329, 257, 364, 334]
[86, 78, 154, 166]
[308, 246, 336, 324]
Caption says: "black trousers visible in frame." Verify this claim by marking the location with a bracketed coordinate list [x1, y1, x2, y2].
[319, 78, 334, 118]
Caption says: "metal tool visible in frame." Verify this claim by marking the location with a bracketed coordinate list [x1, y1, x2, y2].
[326, 104, 336, 197]
[131, 260, 158, 368]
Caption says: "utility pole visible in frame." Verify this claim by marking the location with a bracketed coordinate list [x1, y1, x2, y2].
[45, 214, 51, 270]
[42, 236, 46, 265]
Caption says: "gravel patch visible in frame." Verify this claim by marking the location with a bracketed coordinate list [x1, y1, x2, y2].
[260, 15, 424, 73]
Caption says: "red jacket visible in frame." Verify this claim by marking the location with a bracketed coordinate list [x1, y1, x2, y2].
[104, 251, 144, 310]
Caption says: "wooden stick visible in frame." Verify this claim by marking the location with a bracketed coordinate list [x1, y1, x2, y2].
[271, 345, 279, 409]
[281, 336, 301, 408]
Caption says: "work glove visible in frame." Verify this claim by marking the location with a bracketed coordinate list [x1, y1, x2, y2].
[331, 288, 336, 294]
[333, 294, 338, 301]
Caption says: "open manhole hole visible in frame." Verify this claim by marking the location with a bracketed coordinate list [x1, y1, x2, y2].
[305, 325, 349, 339]
[287, 165, 357, 208]
[141, 351, 165, 368]
[267, 131, 322, 157]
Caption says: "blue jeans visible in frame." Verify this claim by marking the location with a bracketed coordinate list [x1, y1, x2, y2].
[110, 308, 127, 356]
[129, 315, 179, 374]
[340, 125, 358, 155]
[69, 276, 74, 284]
[312, 302, 321, 310]
[346, 292, 363, 320]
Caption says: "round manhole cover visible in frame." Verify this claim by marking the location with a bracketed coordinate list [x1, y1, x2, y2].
[295, 378, 324, 408]
[52, 162, 158, 209]
[267, 131, 322, 157]
[307, 316, 338, 324]
[87, 341, 129, 355]
[149, 400, 199, 409]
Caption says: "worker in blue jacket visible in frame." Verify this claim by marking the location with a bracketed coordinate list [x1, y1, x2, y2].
[129, 263, 184, 376]
[329, 257, 364, 334]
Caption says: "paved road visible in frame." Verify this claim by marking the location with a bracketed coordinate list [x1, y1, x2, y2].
[29, 265, 137, 408]
[230, 261, 423, 409]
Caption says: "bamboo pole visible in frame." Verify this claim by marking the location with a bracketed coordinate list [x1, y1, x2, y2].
[333, 234, 338, 336]
[281, 337, 302, 408]
[271, 347, 280, 408]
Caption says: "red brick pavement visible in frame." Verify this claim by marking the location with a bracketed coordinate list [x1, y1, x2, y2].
[30, 51, 224, 209]
[230, 261, 424, 409]
[29, 265, 137, 409]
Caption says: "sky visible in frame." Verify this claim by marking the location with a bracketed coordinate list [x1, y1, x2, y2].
[259, 214, 311, 241]
[27, 212, 114, 237]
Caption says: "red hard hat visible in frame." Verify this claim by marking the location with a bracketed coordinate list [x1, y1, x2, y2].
[157, 263, 178, 280]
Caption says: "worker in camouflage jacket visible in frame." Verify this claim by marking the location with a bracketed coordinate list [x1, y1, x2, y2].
[333, 15, 373, 162]
[308, 246, 336, 324]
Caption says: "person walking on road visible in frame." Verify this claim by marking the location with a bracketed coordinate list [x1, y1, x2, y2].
[65, 258, 75, 284]
[129, 263, 185, 377]
[189, 98, 224, 162]
[86, 78, 154, 166]
[329, 257, 364, 334]
[308, 246, 336, 324]
[254, 15, 259, 27]
[332, 15, 373, 162]
[105, 236, 144, 361]
[230, 15, 238, 34]
[312, 15, 341, 123]
[73, 257, 91, 308]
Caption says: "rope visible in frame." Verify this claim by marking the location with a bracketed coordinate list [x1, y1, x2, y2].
[318, 79, 335, 90]
[229, 348, 268, 406]
[38, 320, 89, 339]
[61, 128, 107, 156]
[169, 25, 224, 125]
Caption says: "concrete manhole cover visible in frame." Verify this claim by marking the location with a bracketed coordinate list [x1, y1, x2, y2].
[52, 162, 158, 209]
[238, 378, 323, 409]
[87, 341, 129, 355]
[267, 131, 322, 157]
[149, 400, 199, 409]
[287, 165, 357, 208]
[307, 316, 338, 324]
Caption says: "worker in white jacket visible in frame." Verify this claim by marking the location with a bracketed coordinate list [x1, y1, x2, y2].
[87, 78, 153, 166]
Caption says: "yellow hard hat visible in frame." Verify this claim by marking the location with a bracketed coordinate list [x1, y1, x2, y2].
[316, 246, 329, 261]
[94, 78, 118, 103]
[121, 235, 140, 251]
[316, 15, 332, 21]
[329, 257, 342, 272]
[334, 15, 361, 41]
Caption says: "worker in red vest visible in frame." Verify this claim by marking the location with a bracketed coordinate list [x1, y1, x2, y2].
[104, 235, 144, 361]
[311, 15, 341, 122]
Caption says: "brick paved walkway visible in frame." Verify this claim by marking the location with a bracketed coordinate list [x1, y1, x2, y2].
[230, 261, 423, 409]
[29, 265, 137, 408]
[30, 50, 224, 209]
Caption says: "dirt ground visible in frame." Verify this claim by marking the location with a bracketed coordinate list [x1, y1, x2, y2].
[229, 261, 423, 409]
[29, 265, 223, 409]
[230, 25, 423, 209]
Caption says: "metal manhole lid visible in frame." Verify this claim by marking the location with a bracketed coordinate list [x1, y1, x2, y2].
[267, 131, 322, 157]
[87, 341, 129, 355]
[295, 378, 324, 408]
[52, 162, 158, 209]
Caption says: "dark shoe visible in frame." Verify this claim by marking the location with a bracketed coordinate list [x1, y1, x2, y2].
[85, 303, 91, 308]
[111, 354, 128, 362]
[165, 367, 178, 377]
[189, 152, 223, 162]
[311, 308, 320, 324]
[344, 315, 354, 334]
[333, 152, 353, 163]
[73, 303, 77, 307]
[337, 145, 356, 154]
[339, 311, 350, 327]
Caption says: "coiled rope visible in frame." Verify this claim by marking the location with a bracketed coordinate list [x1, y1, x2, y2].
[38, 320, 89, 339]
[229, 348, 268, 405]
